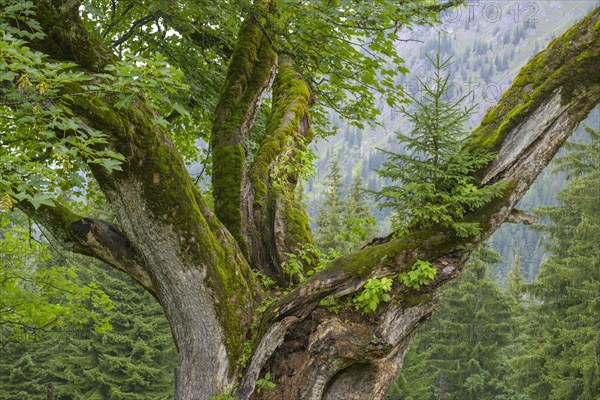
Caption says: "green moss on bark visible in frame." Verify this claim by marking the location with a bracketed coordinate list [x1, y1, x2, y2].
[65, 81, 260, 376]
[469, 8, 600, 153]
[246, 57, 316, 273]
[211, 0, 277, 245]
[278, 189, 313, 250]
[250, 59, 312, 205]
[213, 144, 247, 250]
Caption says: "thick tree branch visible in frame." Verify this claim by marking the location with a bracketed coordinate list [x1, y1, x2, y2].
[30, 2, 263, 395]
[241, 9, 600, 399]
[244, 55, 315, 281]
[211, 0, 278, 252]
[31, 0, 115, 71]
[271, 6, 600, 323]
[16, 201, 156, 295]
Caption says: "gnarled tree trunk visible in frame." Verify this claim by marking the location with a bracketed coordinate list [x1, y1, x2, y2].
[19, 2, 600, 399]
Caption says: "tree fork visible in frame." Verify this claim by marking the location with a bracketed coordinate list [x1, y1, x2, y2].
[17, 201, 156, 295]
[238, 9, 600, 399]
[13, 2, 600, 400]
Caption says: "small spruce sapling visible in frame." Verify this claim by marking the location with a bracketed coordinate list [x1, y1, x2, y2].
[374, 40, 505, 237]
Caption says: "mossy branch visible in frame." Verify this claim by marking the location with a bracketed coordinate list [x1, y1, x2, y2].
[211, 0, 278, 249]
[250, 55, 313, 205]
[469, 7, 600, 159]
[245, 55, 316, 282]
[16, 200, 156, 295]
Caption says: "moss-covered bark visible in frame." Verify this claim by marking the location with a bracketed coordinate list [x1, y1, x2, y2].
[250, 56, 312, 205]
[211, 0, 277, 253]
[244, 55, 316, 282]
[469, 7, 600, 154]
[75, 92, 262, 380]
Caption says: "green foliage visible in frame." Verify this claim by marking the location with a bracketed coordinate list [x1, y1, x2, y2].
[255, 372, 276, 394]
[85, 52, 189, 125]
[374, 42, 505, 237]
[81, 0, 239, 156]
[281, 250, 309, 286]
[511, 125, 600, 400]
[0, 257, 177, 400]
[281, 244, 326, 287]
[252, 270, 278, 291]
[271, 136, 318, 189]
[387, 245, 525, 400]
[0, 214, 112, 345]
[388, 125, 600, 400]
[318, 295, 343, 315]
[0, 1, 128, 207]
[0, 0, 196, 211]
[276, 0, 442, 132]
[506, 245, 525, 304]
[354, 277, 393, 313]
[398, 260, 437, 289]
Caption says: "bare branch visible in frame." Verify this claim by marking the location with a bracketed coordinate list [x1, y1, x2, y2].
[506, 209, 537, 225]
[16, 201, 156, 296]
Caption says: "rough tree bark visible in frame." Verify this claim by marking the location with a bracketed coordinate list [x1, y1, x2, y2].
[18, 1, 600, 399]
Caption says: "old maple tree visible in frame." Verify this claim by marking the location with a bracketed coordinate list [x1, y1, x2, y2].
[1, 0, 599, 399]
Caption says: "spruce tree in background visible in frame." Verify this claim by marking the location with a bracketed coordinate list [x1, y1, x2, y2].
[504, 247, 529, 397]
[315, 161, 347, 257]
[512, 125, 600, 400]
[0, 213, 112, 346]
[342, 175, 377, 250]
[506, 245, 526, 304]
[387, 245, 525, 400]
[315, 162, 377, 257]
[374, 46, 504, 238]
[0, 261, 177, 399]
